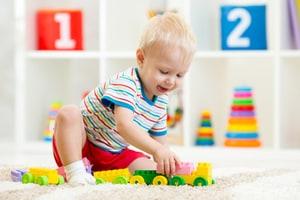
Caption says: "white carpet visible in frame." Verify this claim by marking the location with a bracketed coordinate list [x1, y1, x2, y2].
[1, 146, 300, 199]
[1, 165, 300, 200]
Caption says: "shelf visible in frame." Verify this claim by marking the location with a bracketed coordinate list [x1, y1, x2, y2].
[195, 51, 275, 59]
[27, 51, 101, 59]
[104, 51, 136, 59]
[280, 50, 300, 58]
[26, 50, 277, 60]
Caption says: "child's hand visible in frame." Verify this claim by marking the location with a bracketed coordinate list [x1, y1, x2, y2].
[153, 146, 181, 176]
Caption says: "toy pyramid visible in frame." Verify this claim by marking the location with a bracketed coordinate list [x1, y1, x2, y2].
[196, 110, 215, 146]
[224, 86, 261, 147]
[43, 102, 62, 142]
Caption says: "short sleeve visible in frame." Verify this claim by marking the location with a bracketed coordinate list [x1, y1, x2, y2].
[101, 76, 136, 111]
[149, 112, 167, 136]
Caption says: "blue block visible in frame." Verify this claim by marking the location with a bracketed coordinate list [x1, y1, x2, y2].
[200, 121, 212, 127]
[226, 132, 259, 139]
[196, 140, 214, 146]
[234, 86, 252, 92]
[221, 5, 267, 50]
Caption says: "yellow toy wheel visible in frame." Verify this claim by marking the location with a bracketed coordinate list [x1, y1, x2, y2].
[129, 175, 145, 185]
[152, 175, 168, 185]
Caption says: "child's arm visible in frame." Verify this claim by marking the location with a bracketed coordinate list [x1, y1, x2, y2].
[151, 135, 169, 146]
[114, 105, 181, 176]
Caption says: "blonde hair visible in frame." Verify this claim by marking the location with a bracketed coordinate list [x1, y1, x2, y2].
[138, 12, 197, 63]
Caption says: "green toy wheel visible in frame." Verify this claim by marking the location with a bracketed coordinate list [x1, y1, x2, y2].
[37, 176, 49, 186]
[57, 175, 65, 185]
[96, 178, 105, 184]
[170, 176, 185, 186]
[112, 176, 128, 184]
[129, 175, 145, 185]
[212, 179, 216, 184]
[22, 173, 34, 184]
[193, 177, 208, 186]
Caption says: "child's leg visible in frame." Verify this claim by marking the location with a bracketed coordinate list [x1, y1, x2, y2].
[54, 105, 95, 185]
[128, 157, 157, 174]
[54, 105, 86, 166]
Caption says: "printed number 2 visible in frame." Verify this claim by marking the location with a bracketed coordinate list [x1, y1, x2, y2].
[227, 8, 251, 48]
[54, 13, 75, 49]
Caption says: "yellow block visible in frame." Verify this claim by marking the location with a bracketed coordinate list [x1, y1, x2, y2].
[94, 168, 130, 183]
[227, 124, 258, 132]
[197, 127, 213, 133]
[29, 167, 59, 184]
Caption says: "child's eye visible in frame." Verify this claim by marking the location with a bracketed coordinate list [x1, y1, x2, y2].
[177, 74, 183, 78]
[160, 69, 168, 74]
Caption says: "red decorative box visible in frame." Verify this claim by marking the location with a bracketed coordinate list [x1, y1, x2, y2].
[37, 10, 83, 50]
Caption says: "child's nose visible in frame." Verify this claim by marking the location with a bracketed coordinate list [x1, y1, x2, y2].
[165, 77, 175, 86]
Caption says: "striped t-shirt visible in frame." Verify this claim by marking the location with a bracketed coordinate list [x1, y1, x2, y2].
[80, 67, 168, 153]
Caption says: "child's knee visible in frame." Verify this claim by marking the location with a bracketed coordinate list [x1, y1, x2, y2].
[56, 105, 82, 124]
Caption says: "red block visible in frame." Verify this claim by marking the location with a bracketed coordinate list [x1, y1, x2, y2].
[37, 10, 83, 50]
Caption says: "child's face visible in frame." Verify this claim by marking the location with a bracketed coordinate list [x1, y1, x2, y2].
[137, 43, 191, 100]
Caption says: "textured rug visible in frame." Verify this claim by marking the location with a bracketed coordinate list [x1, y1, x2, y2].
[0, 165, 300, 200]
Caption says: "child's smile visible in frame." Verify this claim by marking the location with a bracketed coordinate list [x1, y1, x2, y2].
[157, 85, 169, 94]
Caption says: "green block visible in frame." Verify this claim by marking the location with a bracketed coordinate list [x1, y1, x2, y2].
[133, 170, 161, 185]
[233, 99, 253, 105]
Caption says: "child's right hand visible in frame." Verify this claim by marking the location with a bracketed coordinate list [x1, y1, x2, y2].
[153, 146, 181, 176]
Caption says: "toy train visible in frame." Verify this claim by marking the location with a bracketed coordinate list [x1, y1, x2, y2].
[11, 160, 215, 187]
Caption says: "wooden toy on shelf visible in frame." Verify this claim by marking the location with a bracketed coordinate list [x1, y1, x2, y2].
[224, 86, 261, 147]
[195, 110, 215, 146]
[43, 102, 62, 142]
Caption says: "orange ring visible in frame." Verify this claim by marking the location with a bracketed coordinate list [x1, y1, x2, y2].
[224, 139, 261, 147]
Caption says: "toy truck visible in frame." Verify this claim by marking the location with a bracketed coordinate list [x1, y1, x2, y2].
[21, 167, 65, 186]
[93, 162, 215, 187]
[130, 162, 215, 186]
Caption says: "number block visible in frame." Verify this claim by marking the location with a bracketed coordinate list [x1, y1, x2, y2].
[37, 10, 83, 50]
[221, 5, 267, 50]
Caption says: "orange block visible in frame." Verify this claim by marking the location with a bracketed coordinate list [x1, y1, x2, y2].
[224, 139, 261, 147]
[228, 118, 257, 125]
[197, 132, 213, 137]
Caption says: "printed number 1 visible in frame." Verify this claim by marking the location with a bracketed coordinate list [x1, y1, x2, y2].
[54, 13, 75, 49]
[227, 8, 251, 48]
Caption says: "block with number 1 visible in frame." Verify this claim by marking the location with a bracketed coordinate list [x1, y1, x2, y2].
[37, 10, 83, 50]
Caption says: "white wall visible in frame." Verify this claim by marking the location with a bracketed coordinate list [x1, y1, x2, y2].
[0, 0, 14, 141]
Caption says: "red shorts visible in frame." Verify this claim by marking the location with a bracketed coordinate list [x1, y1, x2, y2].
[52, 136, 148, 171]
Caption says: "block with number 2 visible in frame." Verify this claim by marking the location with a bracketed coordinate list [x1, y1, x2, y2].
[37, 10, 83, 50]
[221, 5, 267, 50]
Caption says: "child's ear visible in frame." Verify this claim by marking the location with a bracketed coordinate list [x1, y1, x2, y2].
[136, 49, 145, 67]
